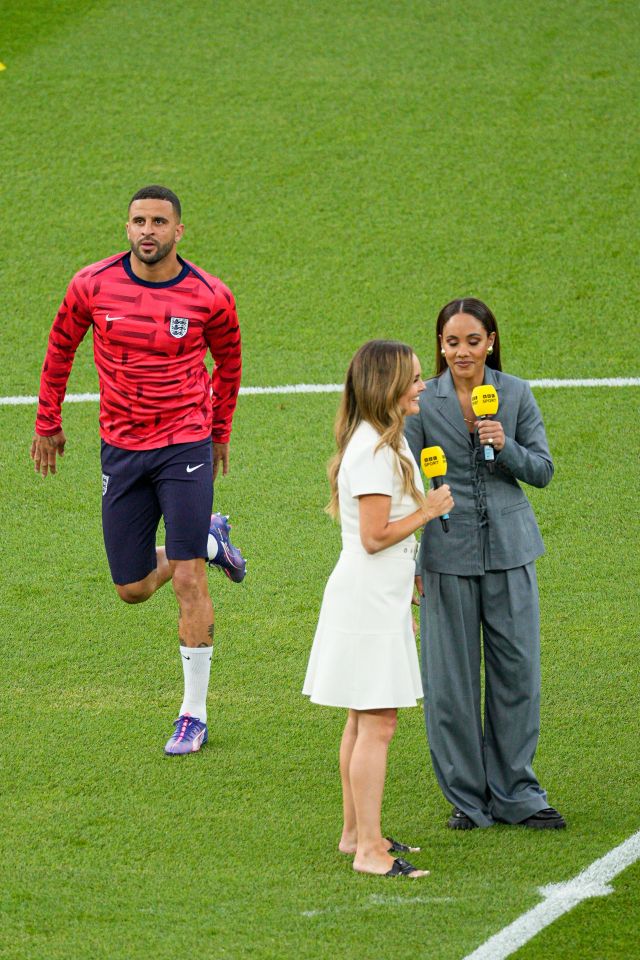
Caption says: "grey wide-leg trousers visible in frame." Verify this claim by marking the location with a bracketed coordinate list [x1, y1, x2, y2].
[420, 563, 548, 826]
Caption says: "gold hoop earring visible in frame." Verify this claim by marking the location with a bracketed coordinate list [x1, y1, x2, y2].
[487, 346, 494, 355]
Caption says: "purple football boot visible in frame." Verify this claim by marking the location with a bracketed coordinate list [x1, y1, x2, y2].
[207, 513, 247, 583]
[164, 714, 208, 755]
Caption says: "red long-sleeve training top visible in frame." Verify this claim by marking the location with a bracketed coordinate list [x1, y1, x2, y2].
[35, 252, 242, 450]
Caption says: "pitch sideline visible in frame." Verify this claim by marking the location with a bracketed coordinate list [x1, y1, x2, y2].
[1, 376, 639, 407]
[460, 829, 640, 959]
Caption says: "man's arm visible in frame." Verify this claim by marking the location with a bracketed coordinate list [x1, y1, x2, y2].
[31, 273, 93, 477]
[204, 285, 242, 479]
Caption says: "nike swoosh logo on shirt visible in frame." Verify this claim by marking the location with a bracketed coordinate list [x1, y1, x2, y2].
[186, 464, 204, 473]
[105, 314, 126, 321]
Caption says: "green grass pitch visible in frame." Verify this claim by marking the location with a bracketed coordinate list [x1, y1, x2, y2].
[1, 2, 639, 959]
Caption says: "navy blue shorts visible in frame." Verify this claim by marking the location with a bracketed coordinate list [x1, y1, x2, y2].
[101, 439, 213, 586]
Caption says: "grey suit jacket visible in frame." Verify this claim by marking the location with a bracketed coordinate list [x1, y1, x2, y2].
[404, 367, 553, 576]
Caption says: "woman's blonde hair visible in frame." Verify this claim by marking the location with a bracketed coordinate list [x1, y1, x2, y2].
[326, 340, 426, 518]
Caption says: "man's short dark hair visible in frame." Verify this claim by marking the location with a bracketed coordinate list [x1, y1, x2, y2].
[129, 185, 181, 220]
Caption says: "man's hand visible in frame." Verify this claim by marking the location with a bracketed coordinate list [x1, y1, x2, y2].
[212, 442, 230, 480]
[31, 430, 67, 477]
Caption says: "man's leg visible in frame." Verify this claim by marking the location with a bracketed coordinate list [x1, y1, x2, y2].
[155, 441, 215, 754]
[102, 440, 215, 754]
[171, 557, 213, 647]
[164, 558, 214, 754]
[101, 441, 164, 591]
[115, 547, 172, 603]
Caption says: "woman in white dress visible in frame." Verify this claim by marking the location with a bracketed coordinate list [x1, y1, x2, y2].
[303, 340, 453, 878]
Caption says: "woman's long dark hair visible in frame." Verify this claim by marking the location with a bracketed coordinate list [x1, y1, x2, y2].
[435, 298, 502, 375]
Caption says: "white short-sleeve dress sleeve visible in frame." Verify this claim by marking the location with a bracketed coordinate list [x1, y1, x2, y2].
[303, 421, 424, 709]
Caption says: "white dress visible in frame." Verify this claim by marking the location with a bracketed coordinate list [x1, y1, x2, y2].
[303, 421, 424, 709]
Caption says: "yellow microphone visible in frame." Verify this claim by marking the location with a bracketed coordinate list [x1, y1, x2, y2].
[471, 385, 499, 472]
[420, 446, 449, 533]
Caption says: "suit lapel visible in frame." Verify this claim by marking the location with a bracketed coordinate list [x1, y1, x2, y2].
[434, 370, 470, 442]
[483, 365, 502, 414]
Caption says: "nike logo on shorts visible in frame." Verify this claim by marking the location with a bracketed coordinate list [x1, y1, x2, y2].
[186, 463, 204, 473]
[105, 314, 126, 321]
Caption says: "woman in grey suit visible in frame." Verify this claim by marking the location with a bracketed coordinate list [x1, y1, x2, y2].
[405, 298, 565, 830]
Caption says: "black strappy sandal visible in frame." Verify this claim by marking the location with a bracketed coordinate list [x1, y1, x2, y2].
[385, 857, 426, 877]
[386, 836, 421, 853]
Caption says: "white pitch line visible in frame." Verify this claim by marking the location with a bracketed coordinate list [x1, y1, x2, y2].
[461, 829, 640, 960]
[302, 893, 455, 917]
[239, 383, 344, 395]
[1, 377, 639, 407]
[528, 377, 639, 388]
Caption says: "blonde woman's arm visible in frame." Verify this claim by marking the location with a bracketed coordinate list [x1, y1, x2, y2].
[358, 487, 453, 555]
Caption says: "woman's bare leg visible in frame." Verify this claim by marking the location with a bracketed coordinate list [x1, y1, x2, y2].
[350, 709, 397, 873]
[350, 709, 427, 877]
[338, 710, 359, 853]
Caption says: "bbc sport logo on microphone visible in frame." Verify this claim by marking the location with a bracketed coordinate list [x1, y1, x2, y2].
[471, 385, 499, 471]
[420, 446, 447, 478]
[471, 385, 499, 417]
[420, 446, 450, 532]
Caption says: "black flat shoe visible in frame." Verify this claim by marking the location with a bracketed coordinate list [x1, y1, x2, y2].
[385, 857, 427, 877]
[447, 807, 476, 830]
[519, 806, 566, 829]
[386, 836, 421, 853]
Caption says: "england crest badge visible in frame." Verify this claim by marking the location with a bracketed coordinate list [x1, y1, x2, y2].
[169, 316, 189, 338]
[102, 474, 110, 496]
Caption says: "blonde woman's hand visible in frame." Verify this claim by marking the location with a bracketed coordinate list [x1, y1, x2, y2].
[424, 484, 454, 523]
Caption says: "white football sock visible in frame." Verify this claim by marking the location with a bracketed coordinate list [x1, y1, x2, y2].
[179, 646, 212, 722]
[207, 533, 219, 561]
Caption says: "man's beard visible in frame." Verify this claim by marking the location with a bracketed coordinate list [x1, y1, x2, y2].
[131, 238, 174, 264]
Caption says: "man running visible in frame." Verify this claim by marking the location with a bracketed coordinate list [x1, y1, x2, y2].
[31, 184, 245, 755]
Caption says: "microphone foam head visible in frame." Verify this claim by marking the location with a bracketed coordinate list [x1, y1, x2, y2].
[471, 385, 499, 416]
[421, 445, 447, 478]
